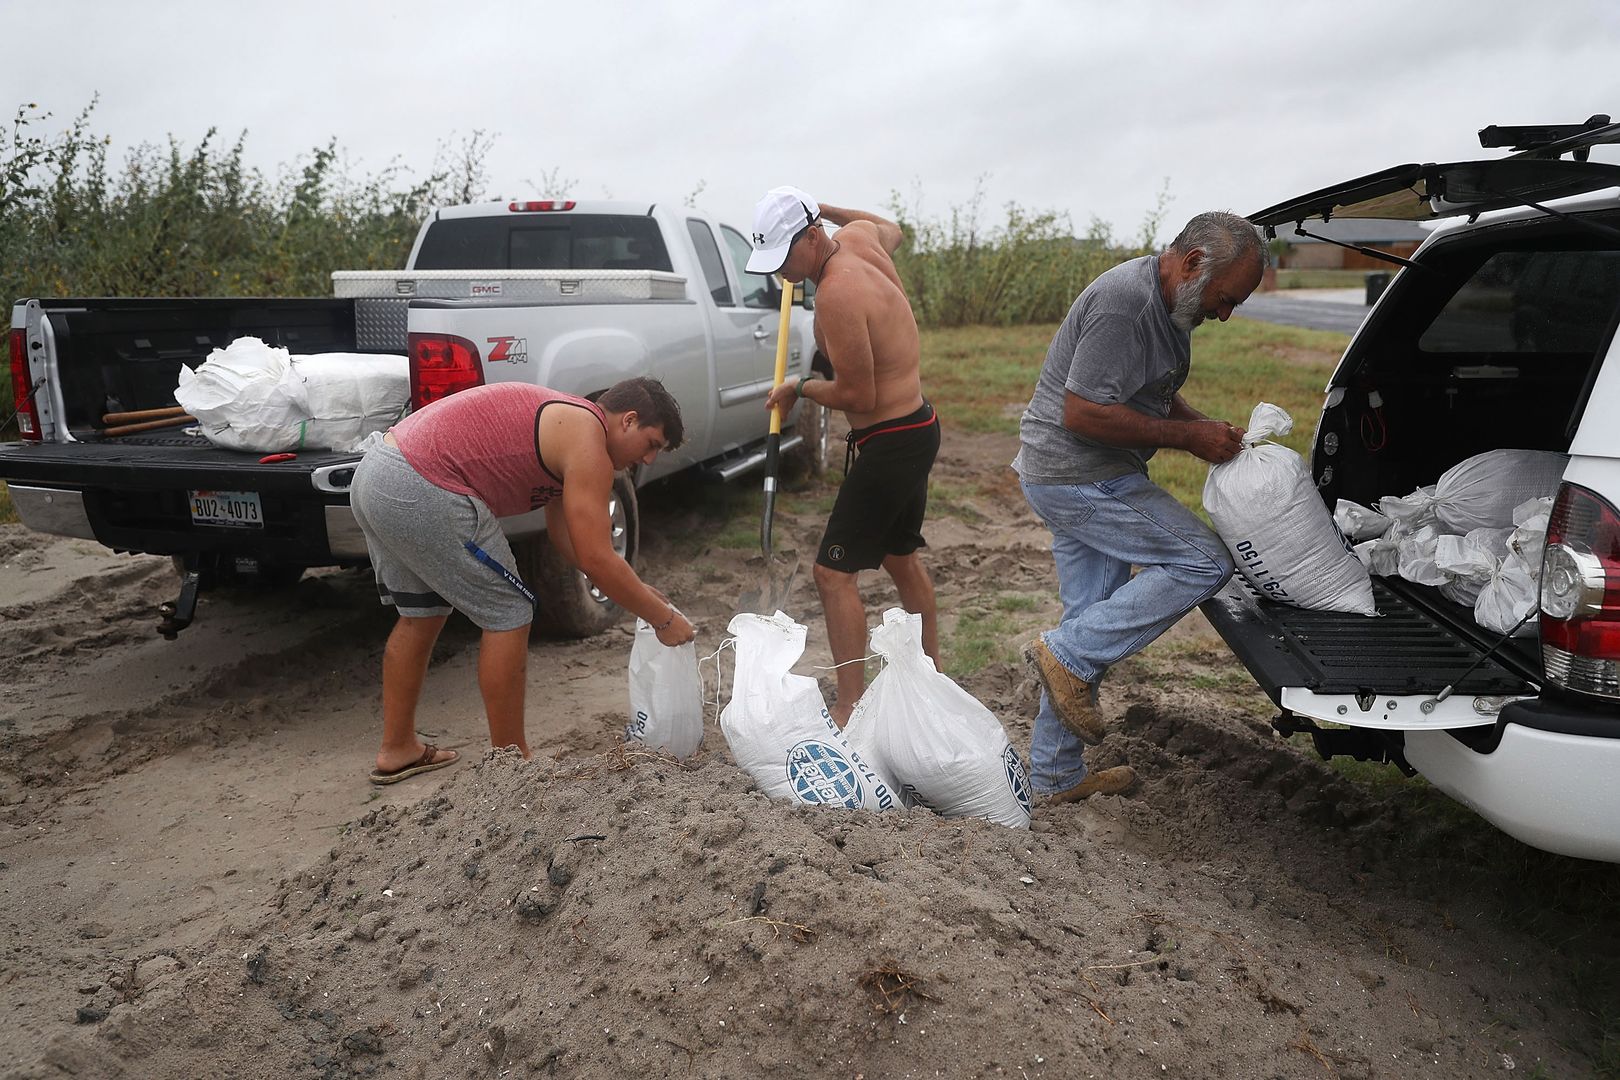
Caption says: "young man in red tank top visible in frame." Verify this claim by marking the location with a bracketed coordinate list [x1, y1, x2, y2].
[353, 376, 695, 783]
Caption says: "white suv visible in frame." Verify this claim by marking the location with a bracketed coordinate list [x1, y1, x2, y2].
[1206, 116, 1620, 862]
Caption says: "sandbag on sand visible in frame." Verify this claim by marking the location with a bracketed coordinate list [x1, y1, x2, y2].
[843, 608, 1031, 829]
[719, 611, 897, 812]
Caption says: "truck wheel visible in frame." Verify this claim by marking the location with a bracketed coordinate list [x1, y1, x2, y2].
[516, 473, 640, 638]
[782, 397, 832, 481]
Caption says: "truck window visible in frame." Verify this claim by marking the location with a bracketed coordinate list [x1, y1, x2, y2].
[685, 219, 734, 306]
[1418, 248, 1620, 354]
[413, 215, 674, 271]
[722, 225, 775, 309]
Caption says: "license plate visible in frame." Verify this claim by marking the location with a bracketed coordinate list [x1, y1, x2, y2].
[189, 490, 263, 528]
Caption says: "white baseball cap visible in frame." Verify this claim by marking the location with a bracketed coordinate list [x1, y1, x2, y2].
[745, 185, 820, 274]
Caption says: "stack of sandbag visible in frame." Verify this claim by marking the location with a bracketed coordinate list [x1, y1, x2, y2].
[1353, 458, 1560, 636]
[175, 336, 408, 453]
[1203, 402, 1378, 615]
[843, 608, 1032, 829]
[719, 611, 898, 811]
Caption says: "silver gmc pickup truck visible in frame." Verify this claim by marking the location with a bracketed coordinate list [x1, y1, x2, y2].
[1, 199, 826, 636]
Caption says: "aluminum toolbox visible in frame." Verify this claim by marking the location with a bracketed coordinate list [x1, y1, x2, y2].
[331, 269, 689, 303]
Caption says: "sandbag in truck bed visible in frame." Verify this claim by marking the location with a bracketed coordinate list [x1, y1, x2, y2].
[175, 336, 407, 453]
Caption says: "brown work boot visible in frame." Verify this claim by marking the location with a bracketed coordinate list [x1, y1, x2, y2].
[1023, 637, 1106, 743]
[1044, 765, 1137, 804]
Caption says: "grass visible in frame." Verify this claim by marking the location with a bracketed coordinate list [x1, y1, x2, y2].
[920, 314, 1347, 522]
[944, 602, 1022, 676]
[0, 480, 12, 525]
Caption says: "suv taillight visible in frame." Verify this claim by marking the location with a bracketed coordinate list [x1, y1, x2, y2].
[8, 328, 41, 441]
[508, 200, 575, 212]
[1540, 482, 1620, 700]
[407, 332, 484, 411]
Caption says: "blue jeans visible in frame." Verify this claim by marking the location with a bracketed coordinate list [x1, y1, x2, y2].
[1021, 472, 1234, 795]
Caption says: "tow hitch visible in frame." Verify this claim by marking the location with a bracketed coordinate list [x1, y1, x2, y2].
[158, 556, 202, 639]
[1272, 712, 1415, 777]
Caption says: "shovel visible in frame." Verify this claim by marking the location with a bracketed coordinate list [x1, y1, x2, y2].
[737, 275, 802, 614]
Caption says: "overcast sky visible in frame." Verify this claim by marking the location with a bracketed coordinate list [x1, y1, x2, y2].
[13, 0, 1620, 247]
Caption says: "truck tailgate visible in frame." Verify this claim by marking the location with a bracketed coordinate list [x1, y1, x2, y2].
[0, 432, 360, 490]
[0, 432, 366, 565]
[1202, 575, 1539, 729]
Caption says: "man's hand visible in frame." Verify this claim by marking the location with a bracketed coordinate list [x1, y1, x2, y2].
[764, 376, 803, 421]
[656, 608, 695, 646]
[1183, 419, 1246, 464]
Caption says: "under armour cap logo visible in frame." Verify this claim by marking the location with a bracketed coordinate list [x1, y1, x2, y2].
[752, 232, 765, 245]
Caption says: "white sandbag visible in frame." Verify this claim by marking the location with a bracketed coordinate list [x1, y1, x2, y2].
[1354, 525, 1403, 577]
[1435, 527, 1513, 606]
[174, 337, 408, 453]
[1203, 403, 1378, 615]
[1396, 524, 1449, 587]
[1476, 553, 1539, 636]
[1433, 450, 1568, 533]
[285, 352, 409, 452]
[718, 611, 897, 811]
[843, 608, 1031, 829]
[625, 616, 703, 759]
[1334, 499, 1392, 542]
[174, 336, 306, 452]
[1379, 485, 1439, 533]
[1509, 496, 1553, 570]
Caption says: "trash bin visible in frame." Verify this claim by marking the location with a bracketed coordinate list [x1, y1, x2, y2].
[1365, 271, 1392, 306]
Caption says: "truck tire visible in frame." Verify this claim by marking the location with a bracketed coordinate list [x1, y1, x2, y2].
[516, 472, 639, 638]
[782, 397, 832, 480]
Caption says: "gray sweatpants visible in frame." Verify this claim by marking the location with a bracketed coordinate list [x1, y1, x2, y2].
[350, 443, 535, 632]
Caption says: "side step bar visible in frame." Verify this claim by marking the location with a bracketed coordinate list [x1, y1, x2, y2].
[707, 434, 804, 482]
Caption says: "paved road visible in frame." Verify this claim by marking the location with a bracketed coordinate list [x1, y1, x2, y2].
[1235, 287, 1369, 336]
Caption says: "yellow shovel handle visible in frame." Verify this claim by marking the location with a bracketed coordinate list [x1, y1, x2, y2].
[769, 275, 794, 436]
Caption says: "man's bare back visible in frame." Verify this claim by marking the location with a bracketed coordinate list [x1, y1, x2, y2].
[810, 219, 924, 429]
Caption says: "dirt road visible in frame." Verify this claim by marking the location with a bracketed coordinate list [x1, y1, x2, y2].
[2, 425, 1616, 1078]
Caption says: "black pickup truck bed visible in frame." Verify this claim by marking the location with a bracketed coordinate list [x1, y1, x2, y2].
[1201, 575, 1539, 704]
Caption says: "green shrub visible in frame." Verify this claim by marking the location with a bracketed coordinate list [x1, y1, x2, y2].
[0, 99, 495, 429]
[888, 180, 1170, 328]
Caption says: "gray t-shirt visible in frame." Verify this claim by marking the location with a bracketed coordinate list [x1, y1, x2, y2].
[1012, 255, 1191, 485]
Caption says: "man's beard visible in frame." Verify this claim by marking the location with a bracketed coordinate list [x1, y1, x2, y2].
[1169, 265, 1214, 332]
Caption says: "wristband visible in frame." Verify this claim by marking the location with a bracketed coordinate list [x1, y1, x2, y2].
[652, 608, 677, 632]
[796, 377, 813, 400]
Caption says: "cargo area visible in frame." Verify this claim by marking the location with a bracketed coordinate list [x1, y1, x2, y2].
[1207, 211, 1620, 705]
[16, 297, 405, 435]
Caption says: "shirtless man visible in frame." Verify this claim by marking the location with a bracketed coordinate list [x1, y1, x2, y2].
[351, 376, 696, 783]
[750, 186, 940, 726]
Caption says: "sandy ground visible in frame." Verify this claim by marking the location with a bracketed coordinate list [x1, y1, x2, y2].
[3, 424, 1618, 1079]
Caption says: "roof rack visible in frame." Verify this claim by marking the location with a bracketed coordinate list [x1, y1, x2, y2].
[1479, 114, 1620, 161]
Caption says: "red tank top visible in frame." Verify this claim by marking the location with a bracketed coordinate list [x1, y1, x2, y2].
[391, 384, 606, 518]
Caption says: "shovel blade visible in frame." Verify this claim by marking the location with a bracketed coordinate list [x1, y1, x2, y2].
[737, 550, 801, 615]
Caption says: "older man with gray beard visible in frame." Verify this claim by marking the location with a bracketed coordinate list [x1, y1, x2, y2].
[1012, 211, 1265, 803]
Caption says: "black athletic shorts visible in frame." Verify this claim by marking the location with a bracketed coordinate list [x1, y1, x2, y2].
[817, 402, 940, 572]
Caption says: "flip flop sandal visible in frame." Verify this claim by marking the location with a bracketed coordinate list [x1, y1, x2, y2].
[369, 744, 458, 785]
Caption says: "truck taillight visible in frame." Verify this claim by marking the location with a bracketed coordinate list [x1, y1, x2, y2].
[508, 200, 575, 212]
[1540, 482, 1620, 700]
[407, 332, 484, 411]
[8, 328, 41, 441]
